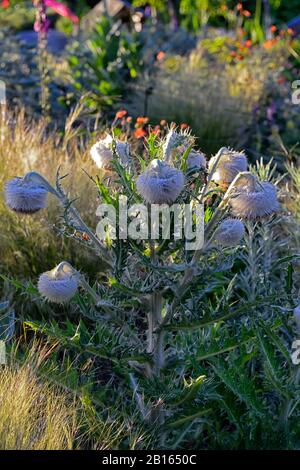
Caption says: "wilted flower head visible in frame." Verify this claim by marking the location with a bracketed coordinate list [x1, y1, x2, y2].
[214, 218, 245, 247]
[136, 159, 185, 204]
[4, 177, 48, 214]
[229, 173, 279, 219]
[187, 151, 207, 170]
[38, 262, 78, 304]
[209, 149, 248, 186]
[90, 135, 130, 169]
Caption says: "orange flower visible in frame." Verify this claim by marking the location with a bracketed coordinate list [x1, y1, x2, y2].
[180, 123, 189, 130]
[242, 9, 251, 17]
[116, 109, 127, 119]
[126, 116, 132, 123]
[136, 116, 149, 126]
[287, 28, 295, 36]
[270, 25, 277, 33]
[151, 125, 161, 136]
[81, 232, 90, 241]
[156, 51, 166, 62]
[134, 128, 147, 139]
[263, 39, 276, 49]
[237, 3, 243, 11]
[245, 39, 252, 48]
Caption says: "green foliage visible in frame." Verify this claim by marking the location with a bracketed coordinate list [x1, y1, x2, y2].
[270, 0, 300, 23]
[0, 2, 35, 31]
[66, 15, 142, 112]
[4, 126, 300, 449]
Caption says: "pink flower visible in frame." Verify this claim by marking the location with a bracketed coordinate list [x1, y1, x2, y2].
[44, 0, 79, 24]
[34, 17, 50, 33]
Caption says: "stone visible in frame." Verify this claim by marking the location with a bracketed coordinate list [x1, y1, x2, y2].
[16, 29, 68, 54]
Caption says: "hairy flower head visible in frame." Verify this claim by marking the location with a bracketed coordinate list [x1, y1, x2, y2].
[163, 128, 193, 162]
[209, 149, 248, 186]
[5, 177, 48, 214]
[90, 135, 130, 169]
[136, 159, 185, 204]
[214, 218, 245, 247]
[229, 174, 279, 219]
[38, 262, 78, 304]
[187, 151, 207, 170]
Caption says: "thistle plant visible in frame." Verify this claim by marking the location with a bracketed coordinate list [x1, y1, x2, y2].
[5, 126, 285, 443]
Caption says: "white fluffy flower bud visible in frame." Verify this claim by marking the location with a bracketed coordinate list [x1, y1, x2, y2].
[38, 262, 78, 304]
[214, 218, 245, 247]
[209, 149, 248, 186]
[229, 174, 279, 219]
[136, 159, 185, 204]
[5, 177, 48, 214]
[90, 135, 130, 169]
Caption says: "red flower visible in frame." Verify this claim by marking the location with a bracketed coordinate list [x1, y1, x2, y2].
[277, 77, 286, 85]
[237, 3, 243, 11]
[136, 116, 149, 126]
[151, 125, 161, 136]
[1, 0, 9, 8]
[116, 109, 127, 119]
[156, 51, 166, 62]
[44, 0, 79, 24]
[134, 128, 147, 139]
[270, 25, 277, 33]
[180, 123, 189, 130]
[242, 9, 251, 18]
[245, 39, 252, 48]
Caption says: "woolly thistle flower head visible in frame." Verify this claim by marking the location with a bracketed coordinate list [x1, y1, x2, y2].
[229, 173, 279, 220]
[4, 177, 48, 214]
[187, 151, 207, 170]
[209, 149, 248, 186]
[90, 135, 130, 169]
[136, 159, 185, 204]
[214, 218, 245, 247]
[163, 128, 193, 162]
[38, 262, 78, 304]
